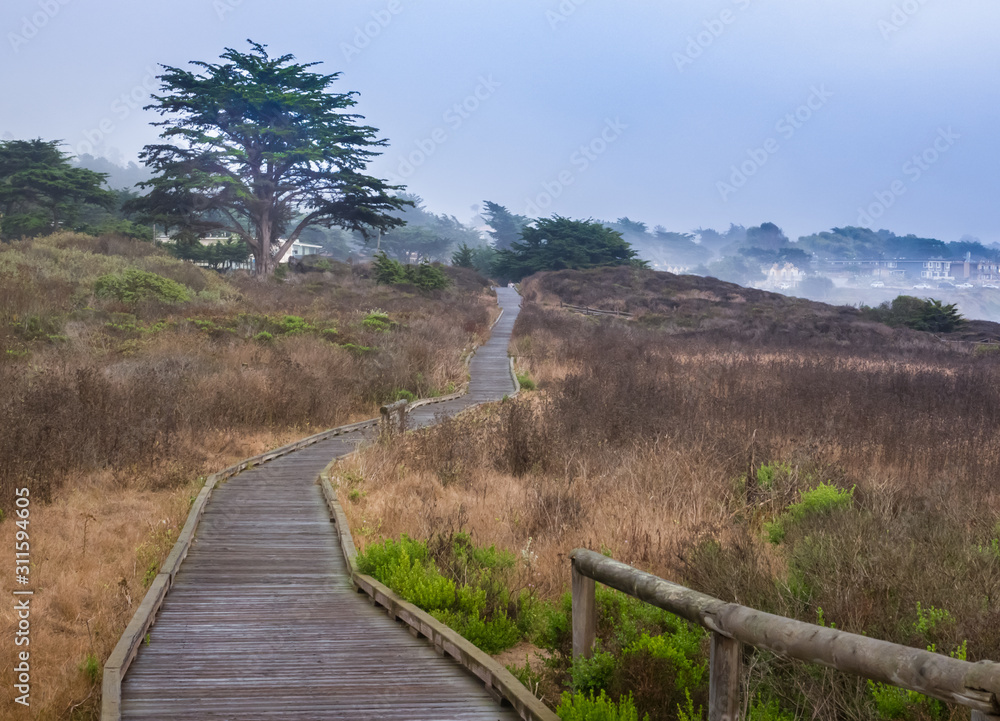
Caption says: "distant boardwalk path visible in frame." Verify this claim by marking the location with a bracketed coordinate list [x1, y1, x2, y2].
[120, 288, 521, 720]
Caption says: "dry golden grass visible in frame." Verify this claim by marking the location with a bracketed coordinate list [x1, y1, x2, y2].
[339, 295, 1000, 721]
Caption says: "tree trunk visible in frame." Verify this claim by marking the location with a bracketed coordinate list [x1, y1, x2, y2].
[254, 248, 273, 276]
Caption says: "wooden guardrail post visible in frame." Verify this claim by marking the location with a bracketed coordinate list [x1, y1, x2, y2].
[709, 633, 742, 721]
[379, 399, 408, 437]
[571, 558, 596, 660]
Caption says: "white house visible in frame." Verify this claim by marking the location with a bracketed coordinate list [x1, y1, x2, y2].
[277, 240, 324, 263]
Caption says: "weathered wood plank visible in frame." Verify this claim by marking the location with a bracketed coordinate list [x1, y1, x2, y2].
[709, 633, 742, 721]
[571, 562, 596, 660]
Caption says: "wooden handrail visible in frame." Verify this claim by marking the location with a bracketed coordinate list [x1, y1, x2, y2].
[559, 301, 633, 318]
[570, 548, 1000, 721]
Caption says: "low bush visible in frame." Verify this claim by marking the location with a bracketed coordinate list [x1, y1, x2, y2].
[357, 534, 530, 655]
[94, 268, 191, 303]
[373, 252, 451, 291]
[765, 482, 854, 544]
[556, 690, 645, 721]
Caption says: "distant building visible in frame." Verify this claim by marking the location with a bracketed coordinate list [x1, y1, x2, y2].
[920, 260, 953, 281]
[277, 240, 324, 264]
[819, 258, 997, 284]
[761, 262, 806, 290]
[978, 260, 1000, 281]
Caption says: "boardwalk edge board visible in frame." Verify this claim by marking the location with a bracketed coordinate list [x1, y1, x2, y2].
[103, 293, 524, 721]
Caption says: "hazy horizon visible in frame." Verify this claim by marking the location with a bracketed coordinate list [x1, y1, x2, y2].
[3, 0, 997, 243]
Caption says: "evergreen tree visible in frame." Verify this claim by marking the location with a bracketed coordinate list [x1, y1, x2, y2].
[481, 201, 529, 251]
[451, 242, 475, 268]
[0, 138, 114, 240]
[130, 41, 409, 275]
[493, 216, 640, 281]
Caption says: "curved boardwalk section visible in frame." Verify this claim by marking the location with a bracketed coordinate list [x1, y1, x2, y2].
[120, 288, 521, 720]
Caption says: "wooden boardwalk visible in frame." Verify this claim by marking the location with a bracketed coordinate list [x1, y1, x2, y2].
[121, 288, 522, 720]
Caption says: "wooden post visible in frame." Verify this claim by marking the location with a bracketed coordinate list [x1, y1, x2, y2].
[709, 633, 742, 721]
[571, 561, 596, 660]
[379, 400, 408, 437]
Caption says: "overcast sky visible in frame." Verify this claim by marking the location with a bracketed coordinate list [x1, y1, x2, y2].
[2, 0, 998, 243]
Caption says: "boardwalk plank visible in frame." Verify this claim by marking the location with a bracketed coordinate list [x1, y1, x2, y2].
[120, 289, 521, 720]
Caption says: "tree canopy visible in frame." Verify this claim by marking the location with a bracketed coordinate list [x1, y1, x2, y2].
[493, 216, 641, 282]
[0, 139, 114, 240]
[481, 201, 529, 251]
[129, 41, 409, 275]
[863, 296, 966, 333]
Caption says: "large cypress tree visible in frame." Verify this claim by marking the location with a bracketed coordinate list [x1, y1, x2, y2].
[131, 41, 409, 275]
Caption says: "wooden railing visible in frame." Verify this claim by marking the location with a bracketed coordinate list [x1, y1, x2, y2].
[559, 302, 634, 319]
[570, 548, 1000, 721]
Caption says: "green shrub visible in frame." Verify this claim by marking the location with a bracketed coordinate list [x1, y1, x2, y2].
[358, 534, 525, 655]
[94, 268, 191, 303]
[623, 631, 707, 690]
[432, 608, 523, 655]
[393, 389, 417, 403]
[79, 653, 101, 684]
[362, 309, 395, 333]
[912, 602, 953, 638]
[756, 461, 792, 490]
[676, 690, 703, 721]
[517, 371, 536, 391]
[747, 696, 796, 721]
[766, 482, 854, 543]
[556, 690, 646, 721]
[536, 592, 573, 652]
[280, 315, 315, 334]
[254, 331, 274, 343]
[571, 648, 617, 693]
[372, 252, 451, 290]
[358, 536, 456, 610]
[373, 251, 407, 285]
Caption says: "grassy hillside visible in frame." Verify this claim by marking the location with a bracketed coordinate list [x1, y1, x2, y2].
[521, 265, 1000, 345]
[340, 267, 1000, 721]
[0, 233, 496, 719]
